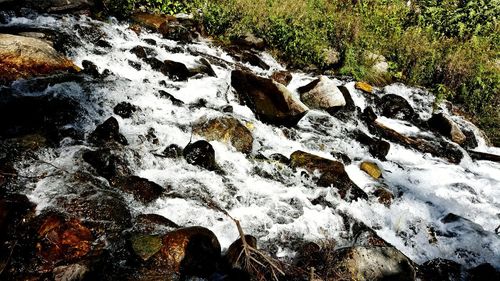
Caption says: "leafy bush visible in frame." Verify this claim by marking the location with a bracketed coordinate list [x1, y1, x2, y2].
[101, 0, 190, 16]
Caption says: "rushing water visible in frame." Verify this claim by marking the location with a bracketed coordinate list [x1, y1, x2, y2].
[3, 14, 500, 269]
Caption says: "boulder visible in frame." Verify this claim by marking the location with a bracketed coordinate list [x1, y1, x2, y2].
[183, 140, 217, 171]
[88, 117, 128, 145]
[232, 32, 266, 50]
[297, 76, 346, 111]
[373, 187, 393, 206]
[355, 82, 373, 93]
[158, 21, 195, 42]
[161, 60, 192, 81]
[155, 226, 221, 277]
[271, 70, 292, 86]
[189, 58, 217, 77]
[378, 94, 415, 120]
[113, 102, 137, 119]
[193, 116, 254, 154]
[360, 161, 382, 179]
[417, 258, 462, 281]
[23, 0, 94, 13]
[0, 34, 78, 83]
[82, 148, 131, 180]
[329, 246, 416, 280]
[290, 151, 367, 200]
[353, 130, 390, 160]
[135, 214, 178, 234]
[158, 90, 184, 106]
[111, 176, 165, 204]
[467, 263, 500, 281]
[131, 234, 163, 261]
[428, 113, 466, 145]
[81, 60, 100, 78]
[467, 150, 500, 163]
[0, 194, 35, 242]
[223, 235, 257, 269]
[231, 70, 309, 127]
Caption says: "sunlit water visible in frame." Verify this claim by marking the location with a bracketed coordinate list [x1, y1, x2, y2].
[3, 15, 499, 269]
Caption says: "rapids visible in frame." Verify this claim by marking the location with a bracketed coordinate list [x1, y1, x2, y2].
[2, 14, 499, 269]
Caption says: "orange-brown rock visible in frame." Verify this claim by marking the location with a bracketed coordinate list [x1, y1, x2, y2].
[0, 34, 79, 83]
[36, 213, 93, 263]
[131, 12, 176, 30]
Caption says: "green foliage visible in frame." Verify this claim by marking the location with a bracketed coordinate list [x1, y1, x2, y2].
[103, 0, 190, 16]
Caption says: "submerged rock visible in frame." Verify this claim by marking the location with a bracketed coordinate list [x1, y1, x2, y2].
[297, 76, 346, 111]
[378, 94, 415, 120]
[0, 33, 78, 83]
[183, 140, 217, 171]
[162, 144, 184, 158]
[290, 150, 368, 200]
[428, 113, 466, 145]
[329, 246, 416, 280]
[82, 148, 131, 180]
[88, 117, 128, 145]
[111, 176, 165, 204]
[193, 116, 254, 154]
[231, 70, 309, 127]
[417, 258, 462, 281]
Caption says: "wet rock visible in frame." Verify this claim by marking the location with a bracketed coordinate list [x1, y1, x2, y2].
[297, 76, 346, 111]
[143, 38, 156, 45]
[378, 94, 415, 120]
[223, 235, 257, 269]
[35, 212, 94, 263]
[159, 21, 194, 42]
[467, 150, 500, 163]
[330, 151, 352, 165]
[417, 258, 461, 281]
[130, 45, 147, 59]
[360, 161, 382, 179]
[162, 144, 183, 158]
[193, 116, 254, 154]
[337, 85, 356, 111]
[428, 113, 466, 145]
[88, 117, 128, 145]
[0, 194, 36, 242]
[111, 176, 165, 204]
[140, 226, 221, 278]
[461, 129, 478, 149]
[81, 60, 100, 78]
[240, 51, 270, 70]
[183, 140, 217, 171]
[161, 60, 191, 81]
[221, 105, 233, 113]
[355, 81, 373, 93]
[353, 130, 390, 160]
[158, 90, 184, 106]
[131, 12, 175, 30]
[114, 102, 137, 119]
[0, 33, 79, 83]
[24, 0, 94, 13]
[271, 70, 292, 86]
[82, 148, 131, 180]
[128, 60, 141, 71]
[131, 234, 163, 261]
[373, 187, 393, 206]
[231, 70, 309, 127]
[53, 263, 88, 281]
[329, 246, 416, 280]
[294, 241, 322, 269]
[232, 32, 266, 50]
[189, 58, 217, 77]
[467, 263, 500, 281]
[290, 151, 367, 200]
[269, 153, 291, 165]
[135, 214, 179, 234]
[96, 39, 112, 49]
[362, 106, 378, 123]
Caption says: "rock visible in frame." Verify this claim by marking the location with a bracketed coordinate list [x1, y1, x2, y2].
[111, 176, 165, 204]
[161, 60, 192, 81]
[378, 94, 415, 120]
[36, 212, 94, 263]
[189, 58, 217, 77]
[269, 153, 291, 165]
[154, 226, 221, 277]
[467, 150, 500, 163]
[231, 70, 309, 127]
[128, 60, 141, 70]
[113, 102, 137, 119]
[131, 234, 163, 261]
[162, 144, 184, 158]
[240, 51, 270, 70]
[373, 187, 393, 206]
[366, 52, 389, 74]
[270, 70, 292, 86]
[468, 263, 500, 281]
[130, 45, 147, 59]
[193, 116, 254, 154]
[223, 235, 257, 269]
[353, 130, 390, 160]
[290, 150, 368, 200]
[461, 129, 478, 149]
[329, 246, 416, 280]
[88, 117, 128, 145]
[337, 85, 356, 111]
[183, 140, 217, 171]
[428, 113, 466, 145]
[82, 148, 131, 180]
[135, 214, 179, 234]
[159, 21, 194, 42]
[330, 151, 352, 165]
[232, 32, 266, 50]
[23, 0, 94, 13]
[53, 264, 88, 281]
[355, 81, 373, 93]
[131, 12, 175, 30]
[417, 258, 461, 281]
[0, 194, 35, 242]
[158, 90, 184, 106]
[323, 47, 341, 66]
[297, 76, 346, 111]
[81, 60, 100, 78]
[360, 161, 382, 179]
[0, 34, 79, 83]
